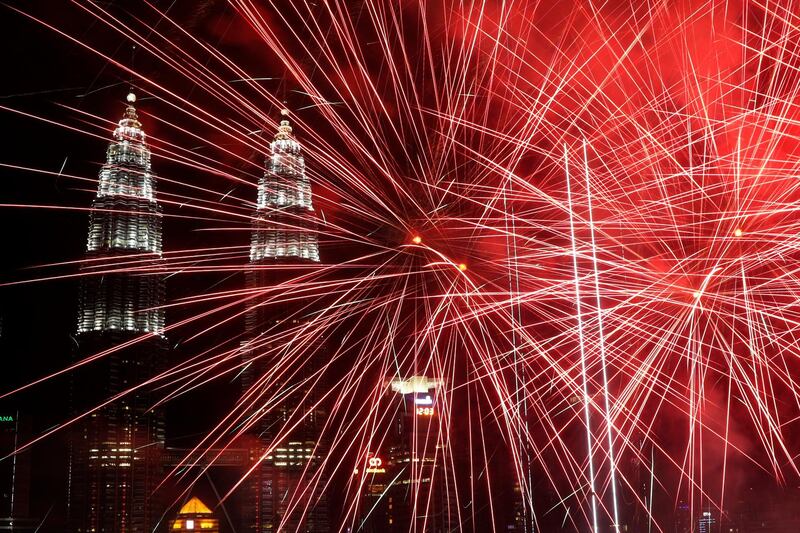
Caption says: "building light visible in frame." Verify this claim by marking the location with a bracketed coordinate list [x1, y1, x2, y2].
[250, 115, 320, 263]
[366, 455, 386, 474]
[414, 395, 433, 405]
[77, 97, 165, 337]
[390, 376, 442, 394]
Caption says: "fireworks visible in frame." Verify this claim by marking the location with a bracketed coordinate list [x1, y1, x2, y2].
[5, 0, 800, 531]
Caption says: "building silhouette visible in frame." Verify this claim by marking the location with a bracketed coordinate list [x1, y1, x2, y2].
[674, 501, 690, 533]
[67, 93, 167, 532]
[698, 510, 714, 533]
[241, 111, 328, 531]
[0, 411, 35, 532]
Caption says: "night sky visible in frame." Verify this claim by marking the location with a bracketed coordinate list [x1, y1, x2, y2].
[6, 1, 800, 531]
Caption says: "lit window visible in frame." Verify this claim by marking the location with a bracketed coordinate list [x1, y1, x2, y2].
[186, 520, 194, 529]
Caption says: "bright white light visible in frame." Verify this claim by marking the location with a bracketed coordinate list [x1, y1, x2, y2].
[390, 376, 441, 394]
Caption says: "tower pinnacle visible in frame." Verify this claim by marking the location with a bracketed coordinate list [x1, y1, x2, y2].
[77, 93, 164, 333]
[249, 112, 319, 262]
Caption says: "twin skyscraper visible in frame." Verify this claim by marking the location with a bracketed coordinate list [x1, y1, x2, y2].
[69, 94, 324, 532]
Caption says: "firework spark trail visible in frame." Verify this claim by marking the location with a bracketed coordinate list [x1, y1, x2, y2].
[8, 0, 800, 530]
[564, 143, 600, 532]
[583, 139, 622, 531]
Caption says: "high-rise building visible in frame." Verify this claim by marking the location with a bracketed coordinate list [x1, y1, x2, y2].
[242, 111, 328, 532]
[68, 93, 167, 532]
[356, 376, 458, 532]
[698, 510, 714, 533]
[76, 94, 164, 336]
[674, 501, 691, 533]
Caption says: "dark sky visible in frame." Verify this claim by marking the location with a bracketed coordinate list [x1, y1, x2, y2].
[0, 3, 109, 521]
[0, 6, 104, 405]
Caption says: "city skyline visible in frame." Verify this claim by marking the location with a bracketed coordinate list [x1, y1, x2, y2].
[4, 1, 800, 532]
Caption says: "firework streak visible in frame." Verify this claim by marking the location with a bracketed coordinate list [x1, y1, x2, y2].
[5, 1, 800, 531]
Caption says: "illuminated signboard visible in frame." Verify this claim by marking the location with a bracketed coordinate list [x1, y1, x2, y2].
[0, 415, 14, 423]
[414, 395, 433, 405]
[416, 407, 434, 416]
[365, 455, 385, 474]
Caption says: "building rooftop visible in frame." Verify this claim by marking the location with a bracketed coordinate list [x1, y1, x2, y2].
[178, 497, 213, 516]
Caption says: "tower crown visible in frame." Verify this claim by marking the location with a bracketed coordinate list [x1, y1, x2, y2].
[275, 117, 293, 139]
[114, 94, 145, 144]
[77, 94, 165, 335]
[258, 114, 310, 208]
[250, 111, 319, 262]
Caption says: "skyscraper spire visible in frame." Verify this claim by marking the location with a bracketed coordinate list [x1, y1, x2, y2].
[250, 109, 319, 262]
[77, 91, 165, 334]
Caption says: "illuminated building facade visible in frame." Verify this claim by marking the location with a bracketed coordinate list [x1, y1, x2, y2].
[698, 510, 714, 533]
[249, 112, 319, 264]
[357, 376, 457, 532]
[242, 112, 328, 532]
[77, 94, 164, 336]
[169, 497, 219, 533]
[68, 94, 167, 533]
[674, 501, 691, 533]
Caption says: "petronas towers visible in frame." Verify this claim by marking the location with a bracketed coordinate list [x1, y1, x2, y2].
[68, 95, 326, 532]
